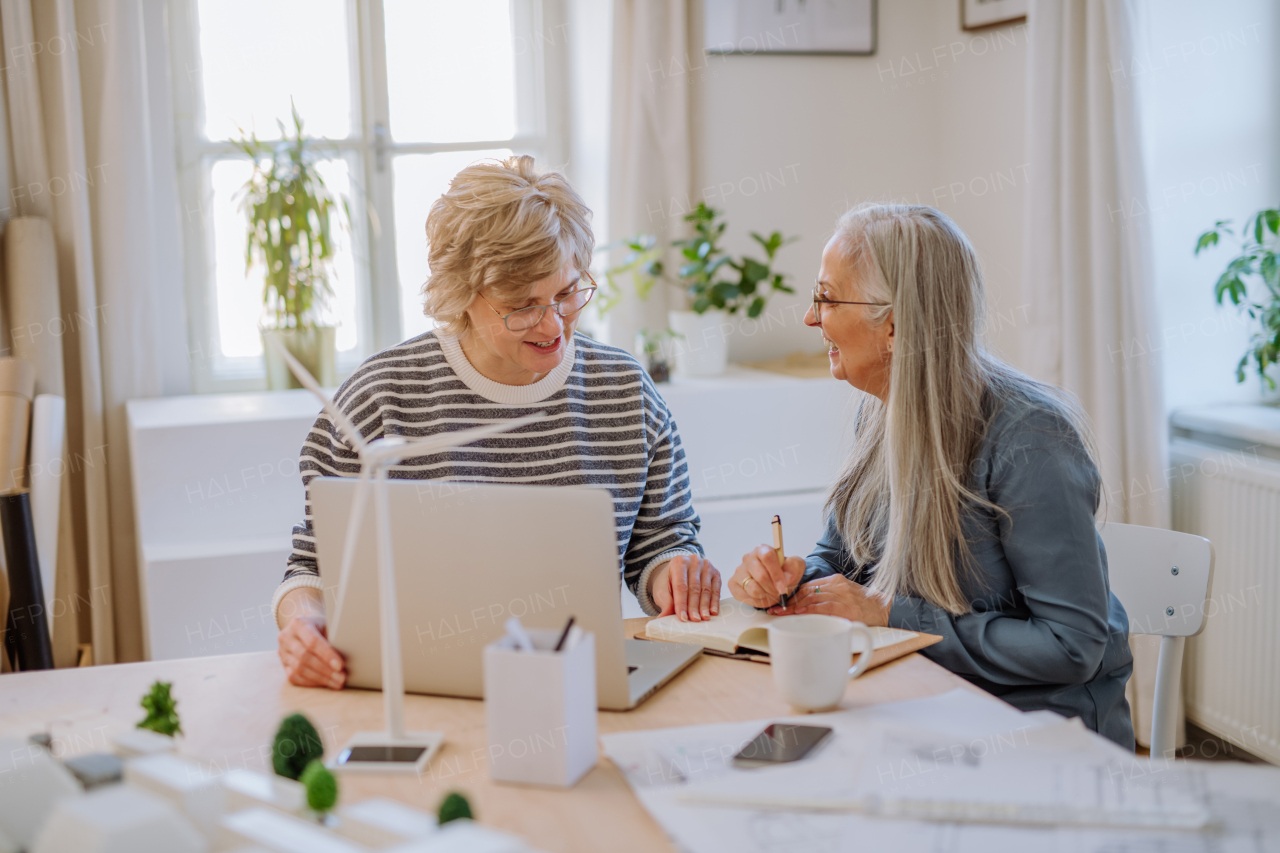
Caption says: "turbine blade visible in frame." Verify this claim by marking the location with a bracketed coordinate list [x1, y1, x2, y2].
[365, 411, 547, 465]
[327, 467, 372, 639]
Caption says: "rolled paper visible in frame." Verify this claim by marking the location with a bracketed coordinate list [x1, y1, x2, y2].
[3, 216, 66, 396]
[29, 395, 66, 629]
[0, 358, 35, 494]
[2, 491, 53, 670]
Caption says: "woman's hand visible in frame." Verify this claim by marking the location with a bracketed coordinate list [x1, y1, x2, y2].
[729, 545, 807, 609]
[767, 573, 892, 627]
[277, 587, 346, 689]
[650, 554, 721, 622]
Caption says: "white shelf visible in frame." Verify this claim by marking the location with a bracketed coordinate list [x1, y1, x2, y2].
[126, 387, 330, 429]
[1171, 404, 1280, 457]
[142, 535, 293, 564]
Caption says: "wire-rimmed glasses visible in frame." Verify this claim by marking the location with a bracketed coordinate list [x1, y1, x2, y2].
[811, 281, 889, 322]
[481, 271, 599, 333]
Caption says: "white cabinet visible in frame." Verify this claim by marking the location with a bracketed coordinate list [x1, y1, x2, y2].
[660, 368, 855, 501]
[628, 367, 854, 616]
[127, 391, 321, 660]
[127, 368, 854, 656]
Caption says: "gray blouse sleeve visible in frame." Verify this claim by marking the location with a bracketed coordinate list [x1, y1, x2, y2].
[803, 515, 847, 583]
[885, 408, 1113, 687]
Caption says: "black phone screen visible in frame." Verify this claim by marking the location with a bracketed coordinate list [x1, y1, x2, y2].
[336, 745, 427, 764]
[732, 723, 833, 767]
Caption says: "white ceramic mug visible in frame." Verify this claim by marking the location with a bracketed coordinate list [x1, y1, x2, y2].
[767, 614, 875, 712]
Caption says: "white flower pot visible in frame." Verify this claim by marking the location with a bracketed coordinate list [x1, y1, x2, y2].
[668, 310, 730, 377]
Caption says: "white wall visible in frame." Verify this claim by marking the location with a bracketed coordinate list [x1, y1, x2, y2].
[688, 0, 1030, 366]
[1136, 0, 1279, 412]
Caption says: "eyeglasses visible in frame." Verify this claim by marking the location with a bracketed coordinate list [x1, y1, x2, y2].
[480, 271, 599, 333]
[811, 281, 888, 322]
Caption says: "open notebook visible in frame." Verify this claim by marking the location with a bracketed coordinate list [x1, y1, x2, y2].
[644, 598, 942, 667]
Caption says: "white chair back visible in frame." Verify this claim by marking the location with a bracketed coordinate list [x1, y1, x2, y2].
[1099, 522, 1214, 638]
[1098, 522, 1215, 758]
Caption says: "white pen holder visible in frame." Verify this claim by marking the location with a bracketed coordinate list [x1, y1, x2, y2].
[483, 628, 597, 787]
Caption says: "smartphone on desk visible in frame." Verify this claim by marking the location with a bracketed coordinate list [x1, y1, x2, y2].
[732, 723, 833, 769]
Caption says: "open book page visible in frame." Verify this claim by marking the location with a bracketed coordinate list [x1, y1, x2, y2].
[644, 598, 919, 654]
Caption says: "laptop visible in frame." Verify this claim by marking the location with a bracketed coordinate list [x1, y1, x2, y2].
[311, 477, 702, 711]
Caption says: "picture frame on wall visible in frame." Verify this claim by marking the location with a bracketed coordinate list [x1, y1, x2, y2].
[961, 0, 1027, 31]
[704, 0, 876, 56]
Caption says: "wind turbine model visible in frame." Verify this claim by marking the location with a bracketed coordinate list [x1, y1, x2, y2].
[266, 337, 544, 773]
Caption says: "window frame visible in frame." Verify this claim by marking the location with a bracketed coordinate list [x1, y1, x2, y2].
[167, 0, 565, 394]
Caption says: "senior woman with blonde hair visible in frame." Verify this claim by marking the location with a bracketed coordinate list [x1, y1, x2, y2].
[732, 204, 1135, 748]
[274, 155, 719, 689]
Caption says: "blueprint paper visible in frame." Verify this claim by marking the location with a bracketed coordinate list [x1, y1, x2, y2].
[600, 689, 1280, 853]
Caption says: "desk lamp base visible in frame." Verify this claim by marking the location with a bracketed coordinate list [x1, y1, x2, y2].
[331, 730, 444, 775]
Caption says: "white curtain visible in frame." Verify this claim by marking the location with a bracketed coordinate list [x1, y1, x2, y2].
[0, 0, 188, 663]
[1022, 0, 1174, 748]
[606, 0, 692, 353]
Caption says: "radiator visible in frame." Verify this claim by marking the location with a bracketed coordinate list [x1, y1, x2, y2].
[1171, 435, 1280, 765]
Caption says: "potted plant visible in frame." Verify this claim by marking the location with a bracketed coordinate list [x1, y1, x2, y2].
[667, 203, 796, 377]
[598, 235, 673, 381]
[1196, 207, 1280, 395]
[634, 328, 677, 383]
[234, 106, 348, 390]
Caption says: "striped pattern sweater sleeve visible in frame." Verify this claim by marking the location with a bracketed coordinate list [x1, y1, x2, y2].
[274, 330, 703, 620]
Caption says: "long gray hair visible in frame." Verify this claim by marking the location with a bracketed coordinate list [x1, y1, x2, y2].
[826, 204, 1098, 615]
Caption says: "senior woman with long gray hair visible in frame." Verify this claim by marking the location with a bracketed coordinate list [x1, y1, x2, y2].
[274, 155, 719, 689]
[731, 203, 1135, 749]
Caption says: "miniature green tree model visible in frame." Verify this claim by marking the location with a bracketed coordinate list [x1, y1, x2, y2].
[437, 791, 473, 825]
[300, 759, 338, 815]
[272, 713, 324, 780]
[137, 681, 182, 737]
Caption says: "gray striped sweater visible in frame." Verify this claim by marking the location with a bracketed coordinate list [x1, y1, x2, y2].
[272, 329, 704, 621]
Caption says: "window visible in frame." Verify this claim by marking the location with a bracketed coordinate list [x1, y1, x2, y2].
[168, 0, 564, 392]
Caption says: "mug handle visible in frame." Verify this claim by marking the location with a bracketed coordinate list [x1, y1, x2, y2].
[846, 624, 876, 680]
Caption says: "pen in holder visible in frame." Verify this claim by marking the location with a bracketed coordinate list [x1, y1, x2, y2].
[483, 627, 597, 787]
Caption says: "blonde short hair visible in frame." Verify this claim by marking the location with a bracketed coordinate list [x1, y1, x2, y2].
[422, 155, 594, 336]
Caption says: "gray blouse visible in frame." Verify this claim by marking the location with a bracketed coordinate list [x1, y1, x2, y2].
[804, 390, 1136, 750]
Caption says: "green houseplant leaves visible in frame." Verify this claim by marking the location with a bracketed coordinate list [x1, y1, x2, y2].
[233, 104, 348, 332]
[673, 203, 797, 316]
[1196, 207, 1280, 389]
[598, 234, 665, 315]
[600, 204, 796, 319]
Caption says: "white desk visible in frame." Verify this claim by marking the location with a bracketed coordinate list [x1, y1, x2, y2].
[0, 619, 978, 853]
